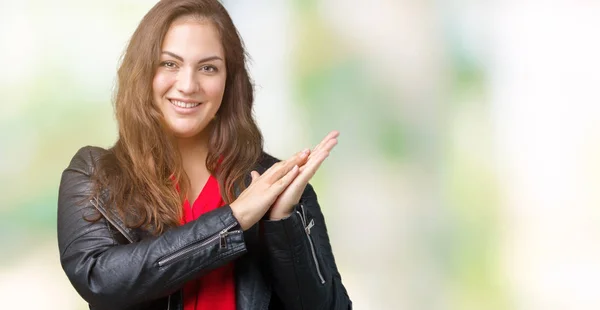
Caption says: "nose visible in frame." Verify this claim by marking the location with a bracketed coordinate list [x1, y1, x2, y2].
[175, 67, 200, 95]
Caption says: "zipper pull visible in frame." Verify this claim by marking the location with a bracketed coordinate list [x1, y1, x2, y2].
[220, 228, 230, 249]
[305, 218, 315, 235]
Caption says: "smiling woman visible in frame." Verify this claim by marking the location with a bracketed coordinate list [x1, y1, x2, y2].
[153, 18, 226, 138]
[56, 0, 351, 309]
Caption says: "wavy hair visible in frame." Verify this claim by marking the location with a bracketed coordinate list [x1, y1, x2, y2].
[91, 0, 263, 234]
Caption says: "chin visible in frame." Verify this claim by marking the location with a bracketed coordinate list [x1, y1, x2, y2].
[169, 123, 210, 139]
[172, 129, 202, 139]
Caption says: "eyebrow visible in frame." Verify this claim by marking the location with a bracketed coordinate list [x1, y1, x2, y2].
[161, 51, 223, 63]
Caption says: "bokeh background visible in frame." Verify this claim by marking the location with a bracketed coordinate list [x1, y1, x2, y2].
[1, 0, 600, 309]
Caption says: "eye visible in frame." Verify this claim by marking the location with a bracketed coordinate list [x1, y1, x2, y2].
[160, 61, 177, 69]
[200, 65, 218, 73]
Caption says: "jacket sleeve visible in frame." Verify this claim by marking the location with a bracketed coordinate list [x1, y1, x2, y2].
[261, 183, 352, 310]
[57, 146, 247, 309]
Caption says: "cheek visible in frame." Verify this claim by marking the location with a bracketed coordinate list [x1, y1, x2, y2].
[152, 72, 173, 97]
[204, 77, 227, 101]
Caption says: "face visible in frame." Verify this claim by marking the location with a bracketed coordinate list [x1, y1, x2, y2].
[153, 17, 226, 139]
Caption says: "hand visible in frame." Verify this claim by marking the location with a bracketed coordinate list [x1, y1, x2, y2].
[268, 130, 339, 220]
[229, 149, 309, 230]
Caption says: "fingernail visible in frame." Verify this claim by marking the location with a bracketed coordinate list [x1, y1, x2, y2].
[302, 148, 310, 154]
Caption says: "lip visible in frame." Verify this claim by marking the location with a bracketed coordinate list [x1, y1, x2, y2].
[168, 97, 201, 104]
[168, 98, 203, 115]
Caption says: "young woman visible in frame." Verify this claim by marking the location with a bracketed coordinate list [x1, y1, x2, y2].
[57, 0, 351, 309]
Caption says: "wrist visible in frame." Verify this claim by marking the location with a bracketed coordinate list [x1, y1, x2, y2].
[268, 208, 294, 221]
[229, 202, 250, 230]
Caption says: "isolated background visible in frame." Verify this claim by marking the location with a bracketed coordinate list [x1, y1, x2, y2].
[1, 0, 600, 309]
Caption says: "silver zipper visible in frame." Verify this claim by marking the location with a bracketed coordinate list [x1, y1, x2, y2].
[219, 227, 242, 249]
[90, 198, 134, 243]
[296, 204, 326, 284]
[158, 222, 238, 267]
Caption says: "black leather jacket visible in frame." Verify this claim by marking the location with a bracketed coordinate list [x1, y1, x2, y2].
[57, 146, 351, 310]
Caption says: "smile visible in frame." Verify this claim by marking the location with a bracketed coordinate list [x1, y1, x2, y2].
[169, 99, 201, 108]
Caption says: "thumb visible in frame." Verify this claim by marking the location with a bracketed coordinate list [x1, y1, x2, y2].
[250, 170, 260, 183]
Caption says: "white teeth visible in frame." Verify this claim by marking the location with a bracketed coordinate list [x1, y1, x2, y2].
[170, 100, 200, 108]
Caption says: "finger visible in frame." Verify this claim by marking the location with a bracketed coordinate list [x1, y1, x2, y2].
[298, 146, 330, 176]
[297, 150, 329, 183]
[290, 161, 326, 196]
[264, 149, 307, 175]
[271, 164, 299, 194]
[320, 138, 338, 153]
[265, 150, 309, 181]
[311, 131, 339, 154]
[250, 171, 260, 183]
[300, 139, 336, 173]
[310, 131, 339, 159]
[308, 138, 338, 163]
[292, 148, 311, 167]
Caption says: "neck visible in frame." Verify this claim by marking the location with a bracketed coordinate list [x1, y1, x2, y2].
[177, 136, 210, 204]
[176, 128, 213, 202]
[177, 123, 210, 179]
[177, 132, 210, 174]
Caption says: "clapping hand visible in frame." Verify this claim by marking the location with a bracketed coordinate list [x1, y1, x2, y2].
[229, 131, 339, 229]
[265, 130, 339, 220]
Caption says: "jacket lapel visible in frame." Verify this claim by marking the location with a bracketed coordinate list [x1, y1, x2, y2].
[91, 189, 141, 243]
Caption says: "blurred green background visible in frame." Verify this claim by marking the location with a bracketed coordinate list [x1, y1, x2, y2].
[1, 1, 600, 309]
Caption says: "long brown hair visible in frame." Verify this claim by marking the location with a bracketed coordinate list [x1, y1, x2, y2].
[91, 0, 263, 235]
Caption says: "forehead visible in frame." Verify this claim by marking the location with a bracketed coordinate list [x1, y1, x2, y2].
[161, 17, 224, 58]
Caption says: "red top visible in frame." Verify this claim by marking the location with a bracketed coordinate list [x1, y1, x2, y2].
[180, 175, 236, 310]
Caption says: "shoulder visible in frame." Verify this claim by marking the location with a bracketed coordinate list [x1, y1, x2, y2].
[66, 145, 111, 176]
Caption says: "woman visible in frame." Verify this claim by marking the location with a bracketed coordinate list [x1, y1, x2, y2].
[57, 0, 351, 309]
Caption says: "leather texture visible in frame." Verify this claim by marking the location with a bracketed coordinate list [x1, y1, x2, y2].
[57, 146, 352, 309]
